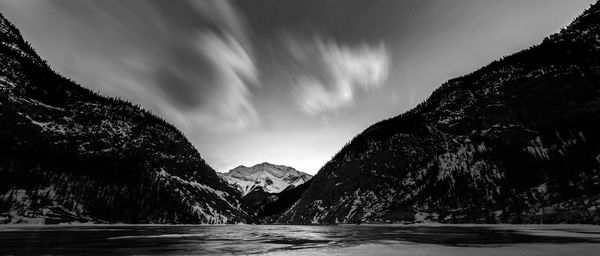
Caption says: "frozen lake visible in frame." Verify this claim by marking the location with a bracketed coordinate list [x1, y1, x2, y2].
[1, 224, 599, 255]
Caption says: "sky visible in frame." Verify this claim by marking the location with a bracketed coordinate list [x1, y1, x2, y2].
[0, 0, 594, 174]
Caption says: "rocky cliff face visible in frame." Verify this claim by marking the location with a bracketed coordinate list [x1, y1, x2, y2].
[278, 3, 600, 224]
[0, 13, 247, 224]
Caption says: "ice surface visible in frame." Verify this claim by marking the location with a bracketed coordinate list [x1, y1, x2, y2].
[0, 224, 599, 255]
[285, 243, 600, 256]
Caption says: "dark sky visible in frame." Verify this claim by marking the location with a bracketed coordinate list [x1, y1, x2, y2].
[0, 0, 594, 174]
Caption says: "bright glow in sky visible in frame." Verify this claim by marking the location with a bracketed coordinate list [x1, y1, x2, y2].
[0, 0, 594, 174]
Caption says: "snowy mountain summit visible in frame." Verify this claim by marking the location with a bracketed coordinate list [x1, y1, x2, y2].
[219, 163, 312, 196]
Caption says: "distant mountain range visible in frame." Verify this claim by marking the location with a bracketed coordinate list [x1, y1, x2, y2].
[218, 162, 311, 196]
[278, 2, 600, 224]
[0, 13, 246, 224]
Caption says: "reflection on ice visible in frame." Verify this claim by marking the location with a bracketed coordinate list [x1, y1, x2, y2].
[0, 224, 599, 255]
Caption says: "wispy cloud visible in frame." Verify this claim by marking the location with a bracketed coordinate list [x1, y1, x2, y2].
[148, 31, 259, 133]
[284, 35, 390, 115]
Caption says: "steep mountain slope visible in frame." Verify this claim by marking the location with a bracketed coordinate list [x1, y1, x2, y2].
[0, 13, 247, 224]
[218, 162, 312, 196]
[238, 178, 312, 220]
[252, 179, 312, 223]
[279, 3, 600, 224]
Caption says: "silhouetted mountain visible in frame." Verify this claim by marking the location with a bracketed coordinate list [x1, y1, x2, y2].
[253, 179, 312, 223]
[237, 178, 313, 222]
[279, 2, 600, 224]
[0, 13, 247, 224]
[218, 162, 311, 196]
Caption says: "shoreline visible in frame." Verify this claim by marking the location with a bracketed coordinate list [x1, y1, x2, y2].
[1, 223, 599, 228]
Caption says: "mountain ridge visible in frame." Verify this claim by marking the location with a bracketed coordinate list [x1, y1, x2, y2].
[0, 13, 247, 224]
[278, 2, 600, 224]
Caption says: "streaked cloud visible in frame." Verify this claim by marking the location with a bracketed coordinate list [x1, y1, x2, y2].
[284, 35, 390, 115]
[0, 0, 259, 132]
[1, 0, 593, 175]
[148, 31, 259, 133]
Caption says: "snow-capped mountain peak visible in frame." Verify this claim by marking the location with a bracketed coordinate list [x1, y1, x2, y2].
[218, 163, 312, 196]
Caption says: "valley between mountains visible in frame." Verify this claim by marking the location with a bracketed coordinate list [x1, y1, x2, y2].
[2, 2, 600, 225]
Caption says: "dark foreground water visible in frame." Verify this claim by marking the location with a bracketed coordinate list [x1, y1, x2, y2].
[1, 224, 600, 255]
